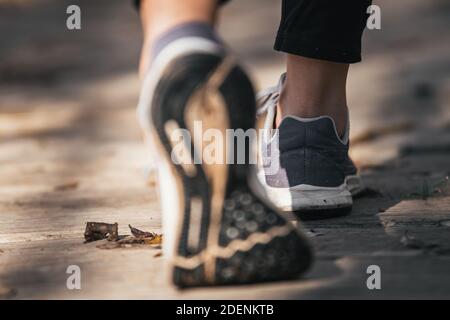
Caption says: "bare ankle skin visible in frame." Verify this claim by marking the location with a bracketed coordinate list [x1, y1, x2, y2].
[277, 55, 350, 136]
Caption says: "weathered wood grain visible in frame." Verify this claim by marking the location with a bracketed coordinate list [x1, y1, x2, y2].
[1, 0, 450, 299]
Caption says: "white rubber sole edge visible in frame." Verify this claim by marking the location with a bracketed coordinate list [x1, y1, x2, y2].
[257, 171, 363, 212]
[136, 38, 224, 260]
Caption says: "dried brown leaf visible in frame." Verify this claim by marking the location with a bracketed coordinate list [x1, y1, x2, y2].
[54, 181, 79, 192]
[143, 234, 163, 245]
[84, 222, 119, 242]
[128, 224, 155, 239]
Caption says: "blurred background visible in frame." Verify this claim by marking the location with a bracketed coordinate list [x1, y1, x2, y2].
[1, 0, 450, 299]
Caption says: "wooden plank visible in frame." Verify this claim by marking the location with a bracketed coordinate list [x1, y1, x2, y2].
[1, 0, 450, 300]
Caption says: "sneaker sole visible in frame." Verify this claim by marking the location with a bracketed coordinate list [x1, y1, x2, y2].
[260, 173, 363, 217]
[139, 46, 313, 287]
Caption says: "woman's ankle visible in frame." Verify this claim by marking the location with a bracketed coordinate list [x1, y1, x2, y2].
[276, 55, 350, 136]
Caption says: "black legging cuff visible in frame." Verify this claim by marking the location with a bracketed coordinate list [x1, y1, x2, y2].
[274, 35, 362, 64]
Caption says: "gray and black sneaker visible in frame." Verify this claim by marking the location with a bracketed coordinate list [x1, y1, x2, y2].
[257, 74, 363, 218]
[137, 39, 312, 287]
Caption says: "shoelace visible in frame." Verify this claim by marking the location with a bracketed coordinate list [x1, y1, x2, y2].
[256, 73, 286, 117]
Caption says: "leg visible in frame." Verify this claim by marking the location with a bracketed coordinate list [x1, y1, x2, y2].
[139, 0, 220, 77]
[275, 0, 372, 135]
[135, 0, 313, 287]
[258, 0, 371, 215]
[277, 56, 349, 134]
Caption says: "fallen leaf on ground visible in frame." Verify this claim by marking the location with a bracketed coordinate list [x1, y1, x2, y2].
[96, 234, 163, 249]
[84, 222, 119, 242]
[143, 234, 163, 245]
[85, 223, 162, 248]
[54, 181, 79, 191]
[117, 235, 146, 244]
[129, 224, 156, 239]
[115, 233, 162, 245]
[128, 225, 162, 244]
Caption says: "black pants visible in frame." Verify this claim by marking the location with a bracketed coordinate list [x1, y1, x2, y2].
[135, 0, 372, 63]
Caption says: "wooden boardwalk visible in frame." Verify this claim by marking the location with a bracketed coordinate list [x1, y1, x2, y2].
[1, 0, 450, 299]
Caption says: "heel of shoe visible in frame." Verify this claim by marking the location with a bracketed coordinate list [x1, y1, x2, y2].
[144, 52, 313, 288]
